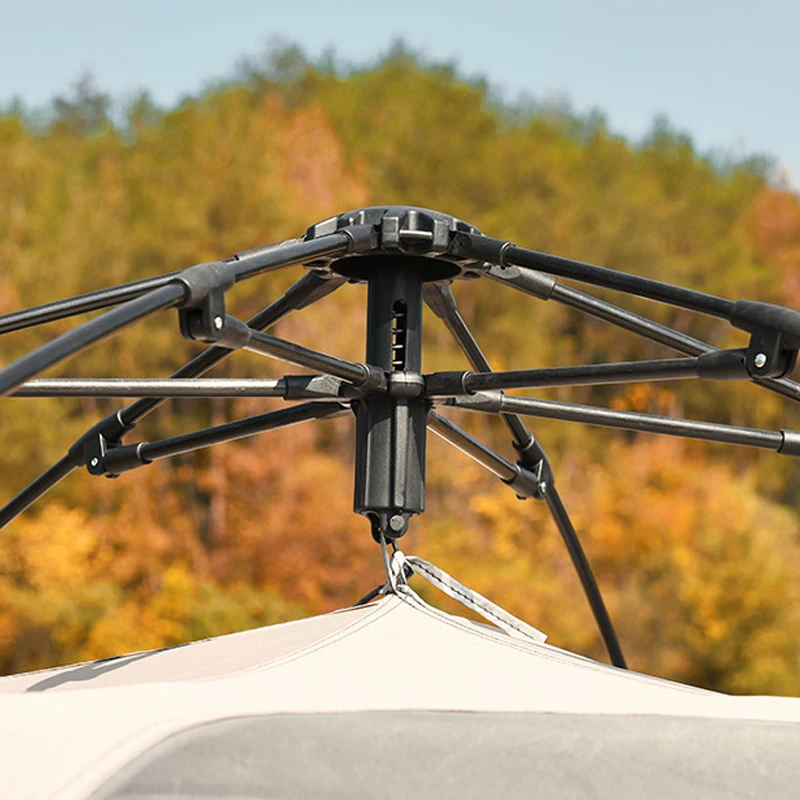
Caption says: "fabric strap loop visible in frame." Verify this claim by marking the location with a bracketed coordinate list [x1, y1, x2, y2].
[390, 551, 547, 645]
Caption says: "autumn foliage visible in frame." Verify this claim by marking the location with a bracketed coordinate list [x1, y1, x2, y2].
[1, 46, 800, 692]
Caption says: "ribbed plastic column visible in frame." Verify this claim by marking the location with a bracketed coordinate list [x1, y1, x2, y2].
[354, 260, 427, 540]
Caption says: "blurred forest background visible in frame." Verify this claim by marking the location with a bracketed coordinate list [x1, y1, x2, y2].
[2, 44, 800, 693]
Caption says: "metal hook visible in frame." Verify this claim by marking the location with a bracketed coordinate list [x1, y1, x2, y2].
[380, 534, 409, 593]
[379, 533, 397, 593]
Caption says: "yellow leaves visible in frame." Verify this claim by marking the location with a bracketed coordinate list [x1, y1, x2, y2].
[83, 603, 165, 660]
[277, 103, 369, 221]
[746, 187, 800, 307]
[0, 503, 106, 591]
[82, 569, 198, 659]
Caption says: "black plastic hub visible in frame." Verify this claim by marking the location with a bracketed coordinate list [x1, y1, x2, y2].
[304, 206, 485, 282]
[305, 207, 488, 540]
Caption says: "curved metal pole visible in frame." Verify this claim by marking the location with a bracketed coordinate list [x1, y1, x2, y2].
[0, 284, 185, 399]
[0, 456, 74, 530]
[0, 272, 181, 335]
[425, 284, 627, 668]
[543, 485, 627, 668]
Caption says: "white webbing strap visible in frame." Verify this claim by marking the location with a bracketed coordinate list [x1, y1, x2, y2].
[392, 551, 547, 645]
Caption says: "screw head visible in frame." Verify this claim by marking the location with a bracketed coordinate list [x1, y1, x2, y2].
[388, 514, 406, 534]
[213, 316, 224, 330]
[90, 457, 99, 468]
[754, 352, 768, 369]
[538, 481, 548, 495]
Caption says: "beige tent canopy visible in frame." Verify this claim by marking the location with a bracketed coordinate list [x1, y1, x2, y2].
[1, 586, 800, 799]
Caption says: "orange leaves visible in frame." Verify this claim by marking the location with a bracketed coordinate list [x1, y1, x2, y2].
[610, 383, 678, 415]
[748, 187, 800, 265]
[746, 187, 800, 302]
[0, 281, 20, 318]
[277, 104, 368, 221]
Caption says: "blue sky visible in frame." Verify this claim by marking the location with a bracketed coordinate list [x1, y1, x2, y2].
[2, 0, 798, 187]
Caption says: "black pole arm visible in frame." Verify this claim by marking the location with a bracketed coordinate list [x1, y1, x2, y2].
[424, 284, 627, 669]
[96, 402, 350, 476]
[0, 271, 180, 336]
[451, 231, 800, 378]
[485, 262, 800, 403]
[12, 374, 355, 400]
[451, 231, 736, 318]
[542, 485, 627, 668]
[0, 456, 75, 530]
[0, 283, 186, 400]
[450, 391, 800, 454]
[427, 411, 541, 497]
[0, 229, 360, 336]
[484, 262, 713, 354]
[239, 325, 386, 391]
[426, 350, 749, 397]
[0, 272, 347, 529]
[13, 378, 286, 398]
[229, 230, 364, 282]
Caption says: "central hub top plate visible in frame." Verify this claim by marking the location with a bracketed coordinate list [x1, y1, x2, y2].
[304, 205, 485, 282]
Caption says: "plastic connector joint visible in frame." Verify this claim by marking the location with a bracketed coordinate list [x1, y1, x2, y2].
[425, 371, 472, 397]
[343, 224, 380, 254]
[214, 316, 252, 350]
[695, 349, 748, 380]
[731, 300, 800, 349]
[100, 443, 149, 475]
[449, 232, 512, 265]
[284, 374, 352, 400]
[355, 364, 387, 393]
[486, 263, 557, 301]
[503, 464, 545, 500]
[173, 262, 235, 306]
[174, 261, 239, 345]
[67, 411, 136, 470]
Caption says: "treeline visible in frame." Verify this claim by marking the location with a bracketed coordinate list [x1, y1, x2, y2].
[1, 44, 800, 693]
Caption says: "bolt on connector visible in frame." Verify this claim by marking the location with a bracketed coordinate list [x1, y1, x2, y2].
[389, 514, 407, 534]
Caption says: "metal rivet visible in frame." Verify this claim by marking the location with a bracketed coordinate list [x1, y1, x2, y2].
[538, 481, 548, 495]
[754, 353, 767, 368]
[388, 514, 406, 533]
[90, 457, 99, 467]
[213, 316, 224, 330]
